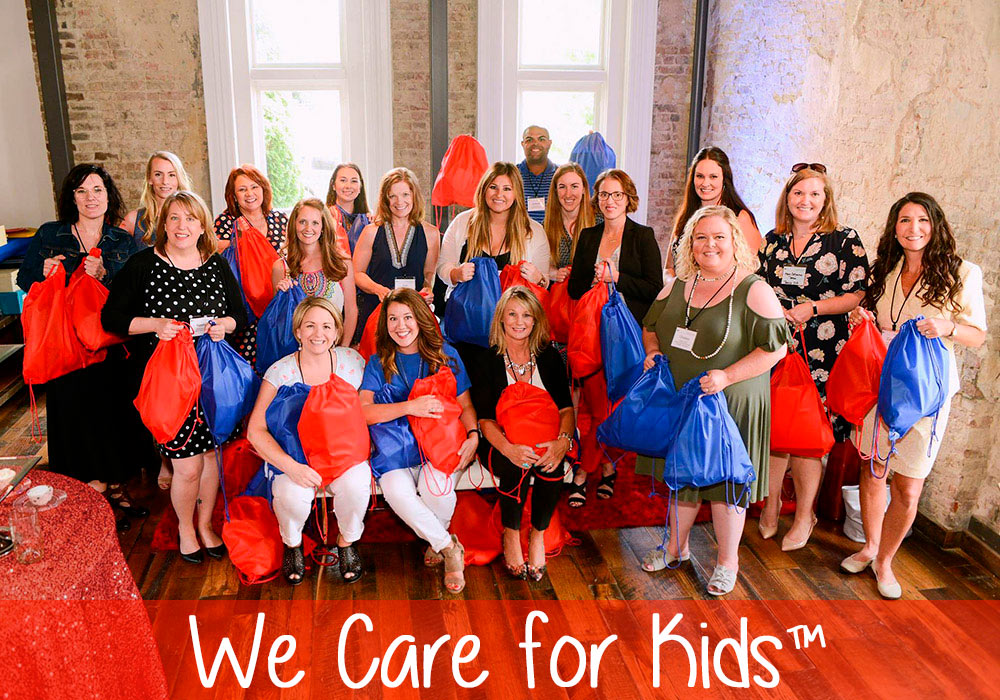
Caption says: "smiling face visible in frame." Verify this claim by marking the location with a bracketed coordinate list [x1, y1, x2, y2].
[485, 175, 515, 215]
[597, 176, 627, 222]
[691, 215, 735, 274]
[786, 177, 825, 228]
[333, 166, 361, 207]
[501, 299, 535, 344]
[894, 202, 933, 255]
[555, 171, 585, 216]
[521, 127, 551, 165]
[234, 174, 264, 215]
[163, 201, 204, 251]
[693, 158, 724, 205]
[387, 180, 414, 221]
[386, 301, 420, 351]
[294, 204, 324, 246]
[149, 157, 180, 202]
[73, 173, 108, 223]
[295, 306, 340, 355]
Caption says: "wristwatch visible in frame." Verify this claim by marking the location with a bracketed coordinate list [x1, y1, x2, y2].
[558, 431, 573, 447]
[812, 303, 819, 317]
[467, 428, 480, 438]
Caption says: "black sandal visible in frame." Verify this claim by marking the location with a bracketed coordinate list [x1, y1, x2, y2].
[596, 471, 618, 500]
[283, 544, 305, 586]
[566, 481, 587, 508]
[108, 485, 150, 518]
[338, 544, 364, 584]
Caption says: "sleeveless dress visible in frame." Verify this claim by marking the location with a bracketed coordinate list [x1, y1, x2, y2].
[355, 223, 428, 343]
[634, 274, 790, 504]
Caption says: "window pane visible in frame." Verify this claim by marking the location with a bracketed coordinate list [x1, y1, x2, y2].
[519, 0, 603, 66]
[260, 90, 343, 208]
[251, 0, 341, 65]
[519, 90, 596, 165]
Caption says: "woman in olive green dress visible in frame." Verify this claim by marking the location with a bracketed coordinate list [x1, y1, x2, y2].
[637, 206, 789, 595]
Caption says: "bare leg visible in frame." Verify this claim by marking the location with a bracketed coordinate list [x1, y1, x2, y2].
[170, 454, 203, 554]
[527, 528, 546, 570]
[783, 455, 822, 546]
[196, 451, 222, 548]
[872, 474, 924, 589]
[850, 464, 887, 563]
[664, 498, 701, 558]
[710, 500, 747, 572]
[760, 452, 788, 532]
[503, 527, 524, 571]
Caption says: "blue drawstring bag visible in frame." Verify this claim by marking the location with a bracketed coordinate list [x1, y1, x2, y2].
[443, 256, 502, 347]
[870, 316, 950, 476]
[601, 281, 645, 403]
[221, 239, 257, 325]
[256, 286, 307, 373]
[264, 383, 310, 468]
[569, 132, 616, 194]
[196, 335, 260, 445]
[369, 381, 422, 478]
[597, 355, 679, 456]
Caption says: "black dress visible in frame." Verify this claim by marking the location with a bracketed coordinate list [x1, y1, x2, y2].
[102, 249, 247, 458]
[354, 223, 429, 345]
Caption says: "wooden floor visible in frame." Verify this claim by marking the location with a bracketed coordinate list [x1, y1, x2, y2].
[3, 388, 998, 602]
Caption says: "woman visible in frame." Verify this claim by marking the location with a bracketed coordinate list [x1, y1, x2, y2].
[272, 198, 359, 345]
[666, 147, 760, 275]
[358, 289, 479, 593]
[638, 206, 788, 595]
[841, 193, 986, 599]
[247, 297, 369, 585]
[122, 151, 192, 248]
[326, 163, 370, 256]
[353, 168, 440, 345]
[471, 287, 574, 581]
[103, 191, 247, 563]
[757, 164, 869, 551]
[566, 168, 662, 507]
[18, 163, 145, 529]
[213, 164, 288, 365]
[543, 163, 595, 283]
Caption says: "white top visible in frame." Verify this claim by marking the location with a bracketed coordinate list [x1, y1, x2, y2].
[436, 209, 550, 297]
[263, 347, 366, 389]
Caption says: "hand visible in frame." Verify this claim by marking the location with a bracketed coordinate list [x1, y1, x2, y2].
[519, 261, 543, 286]
[375, 285, 392, 302]
[407, 395, 444, 418]
[276, 277, 295, 292]
[153, 318, 183, 341]
[915, 317, 952, 339]
[552, 267, 571, 284]
[643, 351, 661, 371]
[453, 263, 475, 284]
[418, 286, 433, 300]
[207, 320, 226, 342]
[457, 434, 479, 470]
[849, 306, 876, 328]
[699, 369, 730, 395]
[594, 260, 618, 284]
[42, 255, 66, 277]
[285, 461, 323, 489]
[785, 302, 814, 326]
[503, 443, 539, 469]
[83, 252, 106, 280]
[534, 437, 569, 472]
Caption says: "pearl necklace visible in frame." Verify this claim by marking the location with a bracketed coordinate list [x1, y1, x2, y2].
[684, 268, 738, 360]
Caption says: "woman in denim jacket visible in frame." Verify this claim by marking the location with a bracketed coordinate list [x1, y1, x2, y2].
[18, 164, 151, 530]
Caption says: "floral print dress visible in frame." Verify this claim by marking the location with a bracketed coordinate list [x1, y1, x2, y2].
[758, 227, 869, 441]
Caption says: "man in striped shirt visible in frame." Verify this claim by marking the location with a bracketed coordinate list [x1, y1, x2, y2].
[517, 125, 557, 223]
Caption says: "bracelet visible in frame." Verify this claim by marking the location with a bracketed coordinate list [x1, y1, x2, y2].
[467, 428, 479, 438]
[558, 432, 572, 446]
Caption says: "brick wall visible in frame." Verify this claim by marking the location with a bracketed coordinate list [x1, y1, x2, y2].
[447, 0, 477, 141]
[390, 0, 433, 194]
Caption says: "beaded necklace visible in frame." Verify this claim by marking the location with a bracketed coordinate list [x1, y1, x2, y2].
[683, 267, 738, 360]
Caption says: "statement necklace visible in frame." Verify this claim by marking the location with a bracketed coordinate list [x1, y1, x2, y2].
[504, 350, 536, 377]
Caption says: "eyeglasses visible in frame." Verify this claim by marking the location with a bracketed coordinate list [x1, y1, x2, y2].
[791, 162, 827, 174]
[597, 191, 626, 202]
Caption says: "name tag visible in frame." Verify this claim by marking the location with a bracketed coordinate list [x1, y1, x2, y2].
[781, 266, 807, 286]
[671, 327, 697, 352]
[190, 316, 213, 337]
[394, 277, 417, 290]
[881, 329, 898, 346]
[526, 197, 546, 212]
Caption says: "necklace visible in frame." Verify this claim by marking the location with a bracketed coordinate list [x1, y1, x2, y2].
[504, 350, 535, 377]
[684, 267, 739, 360]
[889, 264, 922, 331]
[696, 268, 734, 282]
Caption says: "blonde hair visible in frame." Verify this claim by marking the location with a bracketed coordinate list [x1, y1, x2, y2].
[674, 205, 758, 281]
[375, 289, 451, 382]
[488, 286, 550, 357]
[774, 167, 839, 236]
[543, 163, 595, 266]
[464, 162, 531, 263]
[291, 296, 344, 344]
[138, 151, 191, 244]
[155, 190, 218, 258]
[283, 198, 348, 281]
[374, 167, 425, 227]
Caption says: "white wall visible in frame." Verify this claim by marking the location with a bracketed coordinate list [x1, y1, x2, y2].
[0, 3, 55, 227]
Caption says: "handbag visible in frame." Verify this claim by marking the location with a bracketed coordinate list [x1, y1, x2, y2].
[601, 280, 645, 403]
[66, 258, 127, 351]
[495, 381, 561, 457]
[298, 373, 371, 486]
[221, 496, 283, 584]
[827, 318, 886, 426]
[566, 276, 609, 379]
[196, 334, 260, 445]
[499, 262, 549, 305]
[233, 219, 280, 318]
[569, 132, 616, 195]
[544, 273, 573, 344]
[769, 328, 834, 458]
[264, 382, 310, 467]
[358, 301, 381, 362]
[443, 256, 501, 347]
[256, 285, 307, 373]
[407, 363, 466, 478]
[597, 354, 678, 457]
[134, 325, 201, 445]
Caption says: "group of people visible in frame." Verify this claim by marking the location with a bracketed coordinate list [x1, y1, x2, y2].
[18, 124, 986, 599]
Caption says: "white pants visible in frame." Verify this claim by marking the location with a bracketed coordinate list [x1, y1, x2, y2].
[271, 461, 371, 547]
[379, 463, 456, 552]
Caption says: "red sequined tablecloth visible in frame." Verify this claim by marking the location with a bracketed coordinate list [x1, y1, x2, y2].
[0, 471, 168, 700]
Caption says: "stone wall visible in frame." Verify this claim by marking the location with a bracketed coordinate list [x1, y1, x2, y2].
[390, 0, 432, 192]
[702, 0, 1000, 534]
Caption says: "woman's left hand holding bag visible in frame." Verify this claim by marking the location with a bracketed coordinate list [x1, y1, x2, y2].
[82, 250, 106, 280]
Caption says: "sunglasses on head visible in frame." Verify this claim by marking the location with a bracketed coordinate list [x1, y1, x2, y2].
[791, 162, 827, 174]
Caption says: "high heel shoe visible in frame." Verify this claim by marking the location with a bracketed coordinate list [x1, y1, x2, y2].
[179, 536, 204, 564]
[758, 518, 778, 540]
[205, 543, 227, 560]
[780, 515, 817, 552]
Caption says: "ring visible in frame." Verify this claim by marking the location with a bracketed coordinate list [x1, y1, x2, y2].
[522, 462, 530, 468]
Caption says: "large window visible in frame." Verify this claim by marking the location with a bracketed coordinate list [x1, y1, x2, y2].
[478, 0, 657, 220]
[198, 0, 393, 213]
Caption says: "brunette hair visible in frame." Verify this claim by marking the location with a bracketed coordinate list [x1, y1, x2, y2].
[291, 296, 344, 344]
[224, 164, 273, 217]
[488, 286, 551, 356]
[591, 169, 639, 214]
[374, 167, 426, 227]
[543, 163, 595, 265]
[57, 163, 124, 226]
[464, 162, 532, 263]
[325, 163, 369, 214]
[283, 198, 348, 281]
[674, 205, 757, 281]
[154, 190, 218, 258]
[864, 192, 964, 315]
[670, 147, 756, 243]
[375, 289, 452, 382]
[137, 151, 192, 243]
[774, 167, 838, 235]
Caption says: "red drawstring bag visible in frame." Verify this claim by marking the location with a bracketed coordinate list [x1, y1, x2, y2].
[544, 274, 574, 344]
[770, 329, 834, 457]
[298, 374, 371, 486]
[134, 325, 201, 445]
[408, 365, 465, 476]
[827, 318, 887, 426]
[495, 382, 561, 457]
[221, 435, 264, 500]
[234, 219, 280, 318]
[499, 263, 549, 305]
[431, 135, 489, 209]
[66, 258, 127, 351]
[222, 496, 283, 584]
[567, 281, 609, 379]
[359, 302, 381, 361]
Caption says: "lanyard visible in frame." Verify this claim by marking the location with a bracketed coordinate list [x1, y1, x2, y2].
[789, 233, 817, 264]
[684, 267, 737, 328]
[295, 349, 334, 383]
[889, 266, 922, 331]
